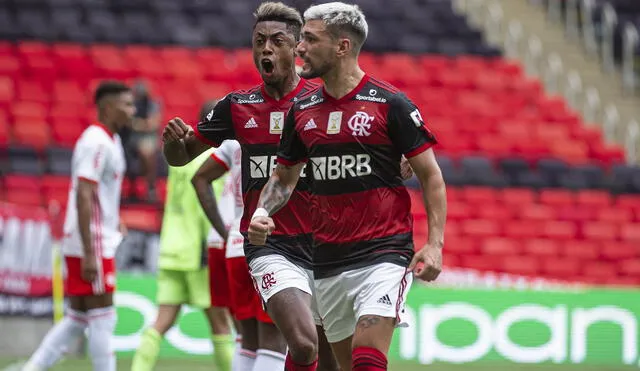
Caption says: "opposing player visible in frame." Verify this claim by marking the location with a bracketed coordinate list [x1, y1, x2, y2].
[23, 81, 135, 371]
[248, 3, 447, 371]
[192, 139, 255, 371]
[162, 3, 338, 370]
[131, 101, 235, 371]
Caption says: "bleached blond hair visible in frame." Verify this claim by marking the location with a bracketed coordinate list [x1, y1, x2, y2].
[303, 2, 368, 52]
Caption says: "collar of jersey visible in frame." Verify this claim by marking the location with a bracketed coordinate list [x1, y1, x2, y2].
[321, 74, 370, 104]
[260, 78, 306, 105]
[93, 122, 116, 141]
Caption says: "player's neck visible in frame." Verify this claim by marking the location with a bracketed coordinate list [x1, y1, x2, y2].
[322, 60, 365, 100]
[97, 118, 116, 134]
[263, 73, 300, 101]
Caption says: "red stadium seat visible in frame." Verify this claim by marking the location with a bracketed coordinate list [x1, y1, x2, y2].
[16, 81, 49, 104]
[498, 188, 535, 207]
[503, 256, 540, 276]
[524, 239, 559, 257]
[541, 220, 577, 240]
[556, 205, 596, 222]
[443, 236, 479, 255]
[561, 240, 600, 260]
[460, 255, 496, 272]
[582, 262, 618, 279]
[539, 189, 576, 207]
[481, 237, 522, 256]
[503, 220, 542, 239]
[619, 259, 640, 277]
[600, 243, 638, 261]
[461, 219, 501, 238]
[475, 204, 513, 221]
[619, 223, 640, 242]
[4, 175, 41, 191]
[459, 187, 499, 204]
[10, 101, 48, 122]
[581, 222, 618, 241]
[518, 204, 557, 221]
[576, 190, 612, 207]
[542, 258, 580, 278]
[5, 189, 44, 207]
[597, 207, 633, 223]
[12, 120, 51, 150]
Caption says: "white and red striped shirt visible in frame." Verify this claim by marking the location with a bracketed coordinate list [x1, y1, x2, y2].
[62, 123, 126, 259]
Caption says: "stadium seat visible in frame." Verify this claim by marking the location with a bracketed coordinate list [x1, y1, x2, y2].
[11, 120, 50, 150]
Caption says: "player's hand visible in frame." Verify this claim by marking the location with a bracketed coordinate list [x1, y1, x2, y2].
[162, 117, 193, 144]
[248, 216, 275, 246]
[409, 243, 442, 281]
[119, 222, 128, 238]
[81, 255, 98, 283]
[400, 156, 414, 180]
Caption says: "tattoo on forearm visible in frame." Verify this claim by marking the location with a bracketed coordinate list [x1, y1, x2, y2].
[259, 170, 294, 215]
[357, 315, 382, 329]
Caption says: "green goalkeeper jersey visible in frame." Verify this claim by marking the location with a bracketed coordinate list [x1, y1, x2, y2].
[158, 149, 226, 271]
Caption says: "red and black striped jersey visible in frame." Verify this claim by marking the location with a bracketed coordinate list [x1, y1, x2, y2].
[277, 75, 437, 278]
[194, 78, 318, 268]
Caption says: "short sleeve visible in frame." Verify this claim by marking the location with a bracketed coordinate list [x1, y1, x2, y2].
[75, 142, 107, 183]
[276, 107, 308, 166]
[211, 140, 235, 171]
[194, 95, 235, 147]
[387, 93, 438, 158]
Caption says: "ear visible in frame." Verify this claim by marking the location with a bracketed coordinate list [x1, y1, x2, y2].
[336, 37, 351, 57]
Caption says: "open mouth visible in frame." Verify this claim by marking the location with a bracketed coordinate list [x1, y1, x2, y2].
[261, 59, 274, 74]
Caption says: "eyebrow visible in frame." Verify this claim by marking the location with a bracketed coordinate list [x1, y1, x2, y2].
[255, 31, 288, 38]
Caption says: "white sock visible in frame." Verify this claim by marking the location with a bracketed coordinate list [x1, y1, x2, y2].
[252, 349, 286, 371]
[232, 348, 256, 371]
[24, 308, 88, 370]
[87, 307, 117, 371]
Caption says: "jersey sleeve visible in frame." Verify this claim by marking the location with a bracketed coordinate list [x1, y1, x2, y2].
[194, 95, 235, 147]
[75, 140, 107, 184]
[210, 140, 235, 171]
[276, 107, 308, 166]
[387, 92, 438, 158]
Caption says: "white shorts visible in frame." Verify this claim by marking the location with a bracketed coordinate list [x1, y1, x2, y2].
[248, 254, 321, 325]
[314, 262, 413, 343]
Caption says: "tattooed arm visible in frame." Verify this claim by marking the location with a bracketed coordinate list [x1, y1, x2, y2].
[192, 156, 229, 241]
[257, 162, 305, 215]
[247, 162, 305, 245]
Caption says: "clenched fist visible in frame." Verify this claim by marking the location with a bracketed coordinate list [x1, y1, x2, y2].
[163, 117, 194, 144]
[248, 216, 275, 246]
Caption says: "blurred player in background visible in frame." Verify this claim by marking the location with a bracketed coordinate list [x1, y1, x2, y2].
[23, 81, 135, 371]
[193, 138, 259, 371]
[248, 3, 447, 371]
[162, 2, 339, 371]
[131, 101, 235, 371]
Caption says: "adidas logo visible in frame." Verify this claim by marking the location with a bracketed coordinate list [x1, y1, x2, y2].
[245, 117, 258, 129]
[377, 294, 392, 306]
[303, 119, 317, 131]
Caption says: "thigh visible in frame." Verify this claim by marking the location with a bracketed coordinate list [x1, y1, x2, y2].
[64, 256, 116, 297]
[314, 274, 356, 344]
[248, 254, 312, 304]
[156, 269, 188, 305]
[350, 263, 413, 352]
[185, 268, 211, 309]
[351, 263, 413, 327]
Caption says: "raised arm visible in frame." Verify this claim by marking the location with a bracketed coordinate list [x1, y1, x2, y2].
[192, 156, 230, 241]
[162, 118, 210, 166]
[162, 97, 236, 166]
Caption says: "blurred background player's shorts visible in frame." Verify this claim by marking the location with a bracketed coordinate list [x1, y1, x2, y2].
[156, 269, 210, 308]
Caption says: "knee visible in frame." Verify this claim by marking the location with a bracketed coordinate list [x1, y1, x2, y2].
[288, 328, 318, 362]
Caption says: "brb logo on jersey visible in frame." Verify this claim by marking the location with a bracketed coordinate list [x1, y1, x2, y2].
[309, 154, 372, 180]
[348, 111, 374, 137]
